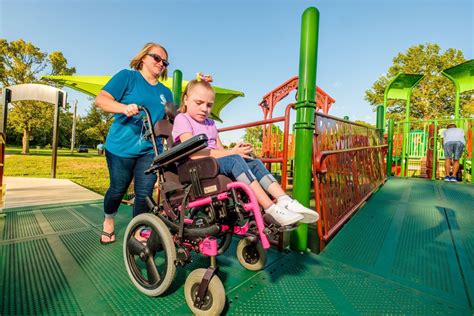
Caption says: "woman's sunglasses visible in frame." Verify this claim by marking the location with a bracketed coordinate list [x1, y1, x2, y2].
[147, 53, 169, 67]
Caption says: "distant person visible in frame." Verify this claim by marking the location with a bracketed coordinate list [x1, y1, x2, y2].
[95, 42, 173, 244]
[171, 75, 319, 226]
[442, 123, 465, 182]
[97, 143, 104, 155]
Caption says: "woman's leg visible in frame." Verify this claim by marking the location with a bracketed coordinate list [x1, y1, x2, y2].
[132, 153, 158, 217]
[102, 150, 136, 242]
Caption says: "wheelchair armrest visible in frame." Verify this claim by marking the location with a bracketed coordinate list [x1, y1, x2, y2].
[150, 134, 208, 169]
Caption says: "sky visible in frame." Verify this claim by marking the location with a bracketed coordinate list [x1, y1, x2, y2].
[1, 0, 473, 144]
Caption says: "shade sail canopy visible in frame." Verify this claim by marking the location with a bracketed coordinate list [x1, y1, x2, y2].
[442, 59, 474, 93]
[43, 75, 245, 122]
[385, 73, 424, 101]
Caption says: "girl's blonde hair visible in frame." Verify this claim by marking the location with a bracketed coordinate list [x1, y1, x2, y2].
[179, 79, 214, 113]
[129, 42, 168, 80]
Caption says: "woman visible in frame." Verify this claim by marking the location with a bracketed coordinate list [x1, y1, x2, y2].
[95, 42, 173, 244]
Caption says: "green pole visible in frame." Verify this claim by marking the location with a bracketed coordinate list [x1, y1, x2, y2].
[291, 7, 319, 252]
[386, 119, 394, 176]
[376, 105, 384, 136]
[454, 88, 460, 121]
[471, 123, 474, 183]
[431, 120, 438, 180]
[383, 92, 388, 131]
[376, 105, 383, 129]
[343, 116, 349, 121]
[400, 93, 411, 177]
[172, 69, 182, 110]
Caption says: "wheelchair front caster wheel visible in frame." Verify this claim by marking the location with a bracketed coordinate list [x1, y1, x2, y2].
[236, 236, 267, 271]
[123, 213, 176, 297]
[184, 268, 225, 316]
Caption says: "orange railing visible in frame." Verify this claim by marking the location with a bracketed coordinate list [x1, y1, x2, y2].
[219, 103, 295, 191]
[312, 113, 387, 250]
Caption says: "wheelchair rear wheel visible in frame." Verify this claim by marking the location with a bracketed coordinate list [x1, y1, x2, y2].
[184, 268, 225, 316]
[236, 236, 267, 271]
[124, 213, 176, 296]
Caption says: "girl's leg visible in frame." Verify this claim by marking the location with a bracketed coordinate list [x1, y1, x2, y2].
[218, 155, 303, 225]
[132, 153, 158, 217]
[103, 150, 136, 242]
[246, 159, 286, 198]
[246, 158, 319, 224]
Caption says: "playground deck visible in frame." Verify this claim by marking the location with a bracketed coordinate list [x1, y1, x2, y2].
[1, 177, 473, 315]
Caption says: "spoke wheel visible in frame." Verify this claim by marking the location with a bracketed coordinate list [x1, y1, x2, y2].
[123, 213, 176, 296]
[236, 237, 267, 271]
[184, 268, 225, 316]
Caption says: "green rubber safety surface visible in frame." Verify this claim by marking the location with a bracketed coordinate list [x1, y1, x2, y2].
[1, 178, 473, 314]
[323, 177, 474, 313]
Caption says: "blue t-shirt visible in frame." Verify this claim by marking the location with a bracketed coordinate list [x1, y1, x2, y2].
[103, 69, 173, 158]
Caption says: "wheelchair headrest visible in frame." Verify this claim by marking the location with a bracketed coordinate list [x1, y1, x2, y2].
[165, 102, 177, 122]
[153, 103, 178, 146]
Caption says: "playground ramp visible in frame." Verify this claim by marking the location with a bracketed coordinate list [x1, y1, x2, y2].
[1, 177, 473, 315]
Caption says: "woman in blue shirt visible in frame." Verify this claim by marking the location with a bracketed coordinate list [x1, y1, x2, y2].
[95, 42, 173, 244]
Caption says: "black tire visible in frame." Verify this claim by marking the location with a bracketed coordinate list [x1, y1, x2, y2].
[123, 213, 176, 296]
[184, 268, 225, 316]
[236, 237, 267, 271]
[217, 232, 233, 255]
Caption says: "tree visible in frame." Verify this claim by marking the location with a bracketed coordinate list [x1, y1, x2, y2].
[365, 44, 468, 121]
[354, 120, 375, 128]
[243, 126, 263, 144]
[79, 101, 114, 145]
[0, 39, 76, 153]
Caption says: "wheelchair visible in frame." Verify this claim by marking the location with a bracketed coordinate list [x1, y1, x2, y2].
[123, 106, 294, 315]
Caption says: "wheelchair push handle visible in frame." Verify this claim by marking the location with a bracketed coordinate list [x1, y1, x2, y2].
[137, 105, 160, 157]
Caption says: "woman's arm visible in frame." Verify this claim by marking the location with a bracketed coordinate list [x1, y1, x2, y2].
[95, 90, 139, 117]
[179, 133, 252, 159]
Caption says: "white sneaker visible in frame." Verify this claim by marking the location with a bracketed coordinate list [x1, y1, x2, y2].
[280, 199, 319, 223]
[265, 204, 304, 226]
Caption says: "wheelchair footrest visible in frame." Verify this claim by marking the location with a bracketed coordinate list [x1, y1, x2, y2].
[263, 214, 298, 232]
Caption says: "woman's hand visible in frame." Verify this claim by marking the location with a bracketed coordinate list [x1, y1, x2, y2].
[231, 142, 253, 158]
[122, 104, 140, 117]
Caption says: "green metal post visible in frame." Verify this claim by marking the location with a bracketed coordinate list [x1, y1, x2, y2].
[431, 120, 438, 180]
[386, 119, 394, 176]
[172, 70, 182, 110]
[400, 93, 411, 177]
[471, 123, 474, 183]
[291, 7, 319, 252]
[383, 92, 388, 130]
[376, 105, 384, 137]
[343, 116, 349, 121]
[454, 87, 460, 121]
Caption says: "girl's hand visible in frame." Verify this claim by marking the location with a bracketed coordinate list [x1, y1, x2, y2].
[123, 104, 140, 117]
[231, 142, 253, 158]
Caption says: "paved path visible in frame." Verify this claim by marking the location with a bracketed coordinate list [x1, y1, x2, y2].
[2, 176, 102, 210]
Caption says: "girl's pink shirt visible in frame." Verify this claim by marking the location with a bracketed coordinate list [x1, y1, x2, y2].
[172, 113, 219, 149]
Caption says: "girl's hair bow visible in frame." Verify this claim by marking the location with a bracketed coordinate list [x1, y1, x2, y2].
[196, 72, 213, 83]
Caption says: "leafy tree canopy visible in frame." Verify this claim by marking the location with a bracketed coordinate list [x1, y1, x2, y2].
[365, 43, 470, 121]
[0, 39, 76, 153]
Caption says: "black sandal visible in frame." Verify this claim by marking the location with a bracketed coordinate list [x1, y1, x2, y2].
[100, 231, 116, 245]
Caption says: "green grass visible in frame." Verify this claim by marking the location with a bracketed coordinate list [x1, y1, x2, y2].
[4, 147, 109, 196]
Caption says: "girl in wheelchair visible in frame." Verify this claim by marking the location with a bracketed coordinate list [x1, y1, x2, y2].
[172, 74, 319, 226]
